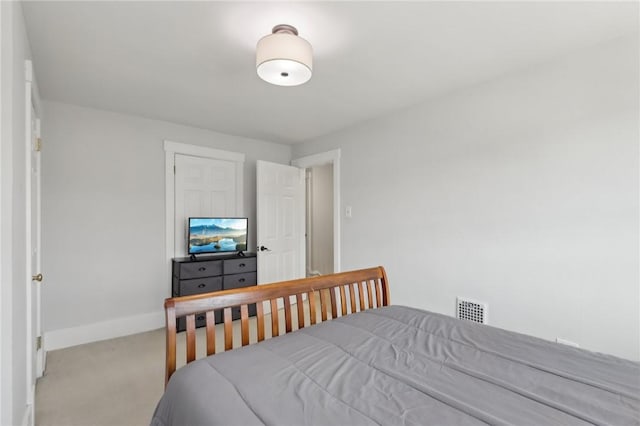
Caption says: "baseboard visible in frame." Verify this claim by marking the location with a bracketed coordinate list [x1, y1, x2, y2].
[21, 403, 32, 426]
[44, 310, 164, 352]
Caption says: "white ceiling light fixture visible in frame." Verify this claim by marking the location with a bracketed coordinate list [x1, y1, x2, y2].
[256, 24, 312, 87]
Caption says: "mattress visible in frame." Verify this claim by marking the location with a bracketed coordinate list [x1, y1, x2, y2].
[151, 305, 640, 425]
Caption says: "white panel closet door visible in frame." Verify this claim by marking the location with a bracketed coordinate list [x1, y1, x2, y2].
[256, 160, 305, 285]
[174, 154, 239, 257]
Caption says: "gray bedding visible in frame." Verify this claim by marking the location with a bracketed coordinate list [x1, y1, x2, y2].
[151, 305, 640, 425]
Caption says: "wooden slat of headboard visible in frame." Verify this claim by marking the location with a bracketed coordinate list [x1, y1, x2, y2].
[367, 280, 374, 309]
[205, 311, 215, 355]
[284, 296, 293, 333]
[296, 293, 305, 329]
[320, 289, 329, 321]
[270, 299, 279, 337]
[223, 308, 232, 351]
[349, 282, 357, 313]
[339, 286, 347, 316]
[256, 301, 265, 342]
[308, 290, 317, 325]
[330, 288, 338, 318]
[240, 304, 249, 347]
[164, 266, 389, 386]
[186, 315, 196, 363]
[357, 281, 366, 311]
[375, 281, 383, 308]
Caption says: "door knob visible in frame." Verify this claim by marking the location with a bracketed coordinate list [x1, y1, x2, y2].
[32, 273, 43, 282]
[258, 245, 271, 252]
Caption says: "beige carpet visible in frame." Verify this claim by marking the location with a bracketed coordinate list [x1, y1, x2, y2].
[35, 328, 166, 426]
[35, 310, 286, 426]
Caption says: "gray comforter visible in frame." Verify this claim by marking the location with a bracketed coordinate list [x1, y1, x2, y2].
[151, 305, 640, 425]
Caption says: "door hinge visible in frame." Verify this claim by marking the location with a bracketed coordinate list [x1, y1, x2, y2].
[35, 138, 42, 152]
[36, 336, 42, 351]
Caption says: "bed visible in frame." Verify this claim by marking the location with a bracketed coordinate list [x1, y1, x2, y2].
[152, 266, 640, 425]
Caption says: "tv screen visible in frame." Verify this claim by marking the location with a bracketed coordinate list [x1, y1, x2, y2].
[188, 217, 248, 255]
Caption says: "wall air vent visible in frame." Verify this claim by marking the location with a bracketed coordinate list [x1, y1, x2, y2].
[456, 297, 488, 324]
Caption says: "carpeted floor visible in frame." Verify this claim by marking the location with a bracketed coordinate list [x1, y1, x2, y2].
[35, 312, 278, 426]
[35, 328, 166, 426]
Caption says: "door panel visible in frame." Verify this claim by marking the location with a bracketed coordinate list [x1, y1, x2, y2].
[31, 148, 42, 380]
[30, 109, 43, 381]
[256, 161, 305, 285]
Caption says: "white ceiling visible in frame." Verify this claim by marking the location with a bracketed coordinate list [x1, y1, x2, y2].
[22, 1, 638, 145]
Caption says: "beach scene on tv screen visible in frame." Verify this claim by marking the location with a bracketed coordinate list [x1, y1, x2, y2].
[189, 218, 247, 253]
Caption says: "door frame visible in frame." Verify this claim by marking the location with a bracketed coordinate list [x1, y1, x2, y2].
[0, 5, 4, 423]
[24, 59, 43, 426]
[163, 140, 244, 278]
[291, 149, 341, 273]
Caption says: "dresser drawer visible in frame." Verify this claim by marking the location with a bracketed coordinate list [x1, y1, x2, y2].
[179, 276, 222, 296]
[223, 272, 257, 290]
[224, 257, 256, 274]
[176, 260, 222, 279]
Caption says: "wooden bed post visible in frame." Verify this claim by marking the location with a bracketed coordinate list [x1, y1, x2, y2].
[165, 300, 177, 386]
[380, 266, 390, 306]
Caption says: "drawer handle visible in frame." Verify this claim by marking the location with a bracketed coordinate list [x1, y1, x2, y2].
[239, 278, 245, 283]
[198, 283, 206, 288]
[198, 267, 206, 271]
[239, 263, 245, 268]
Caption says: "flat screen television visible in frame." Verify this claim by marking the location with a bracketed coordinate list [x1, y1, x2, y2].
[187, 217, 248, 255]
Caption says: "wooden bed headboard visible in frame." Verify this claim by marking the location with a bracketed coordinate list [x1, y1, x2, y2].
[164, 266, 390, 386]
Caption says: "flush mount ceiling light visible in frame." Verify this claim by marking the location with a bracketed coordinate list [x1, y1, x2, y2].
[256, 24, 312, 87]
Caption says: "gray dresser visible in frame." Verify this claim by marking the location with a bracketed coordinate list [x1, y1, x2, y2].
[172, 253, 257, 331]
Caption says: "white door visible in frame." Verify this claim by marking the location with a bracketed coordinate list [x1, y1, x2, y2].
[256, 160, 305, 284]
[174, 154, 240, 257]
[30, 111, 43, 379]
[26, 95, 43, 425]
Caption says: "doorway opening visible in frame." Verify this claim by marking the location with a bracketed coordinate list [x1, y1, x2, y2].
[292, 149, 341, 276]
[305, 165, 333, 277]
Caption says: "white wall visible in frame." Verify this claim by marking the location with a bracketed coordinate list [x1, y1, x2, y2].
[0, 1, 34, 424]
[293, 35, 639, 361]
[41, 101, 291, 349]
